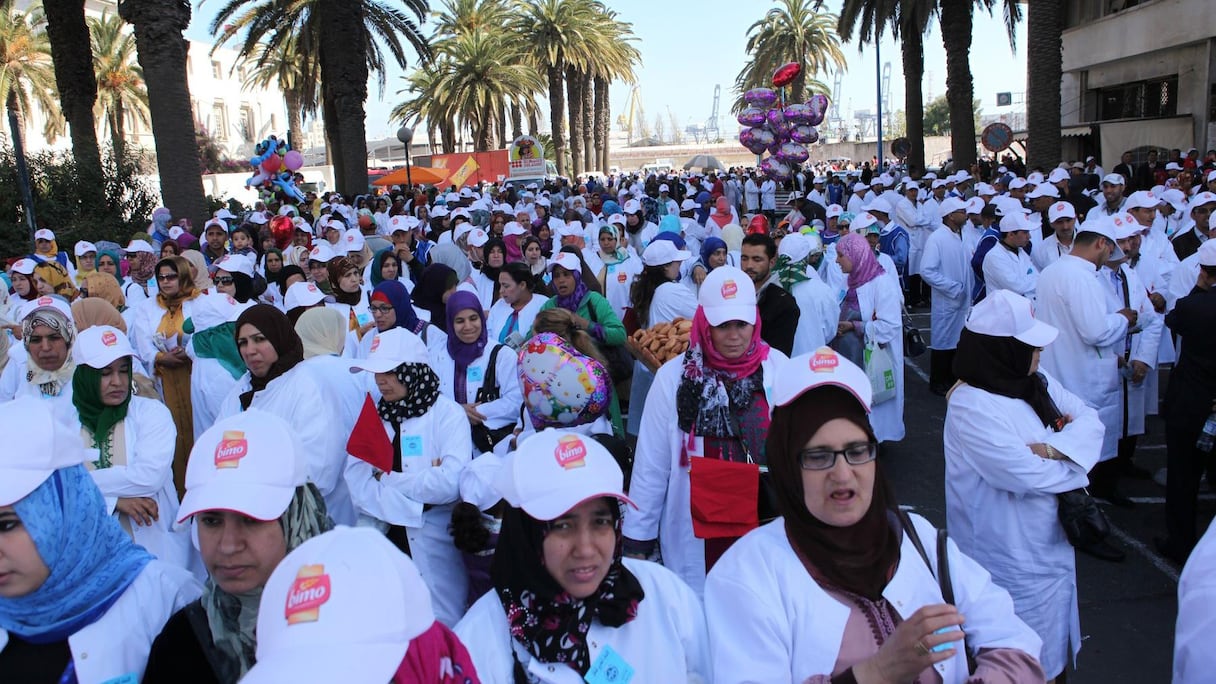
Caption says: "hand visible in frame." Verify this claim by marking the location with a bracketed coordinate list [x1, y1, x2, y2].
[464, 403, 487, 425]
[116, 497, 159, 526]
[157, 351, 183, 368]
[1148, 291, 1166, 313]
[692, 267, 707, 286]
[854, 604, 965, 684]
[837, 321, 854, 336]
[1131, 360, 1149, 383]
[570, 314, 591, 331]
[358, 321, 377, 337]
[1028, 443, 1050, 459]
[1118, 308, 1138, 327]
[398, 245, 414, 263]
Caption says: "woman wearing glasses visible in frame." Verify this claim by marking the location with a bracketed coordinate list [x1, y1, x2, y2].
[704, 348, 1045, 683]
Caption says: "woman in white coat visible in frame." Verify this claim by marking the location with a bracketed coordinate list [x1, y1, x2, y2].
[217, 304, 357, 526]
[71, 325, 193, 570]
[345, 327, 472, 627]
[185, 291, 248, 440]
[622, 266, 788, 596]
[704, 348, 1046, 684]
[0, 296, 79, 426]
[834, 232, 905, 442]
[294, 307, 367, 433]
[455, 429, 711, 683]
[0, 397, 201, 683]
[485, 262, 545, 347]
[431, 291, 522, 455]
[324, 256, 374, 356]
[944, 291, 1106, 681]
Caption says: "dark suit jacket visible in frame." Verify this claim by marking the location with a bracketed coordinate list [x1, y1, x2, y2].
[1173, 228, 1203, 262]
[1165, 286, 1216, 427]
[757, 282, 799, 356]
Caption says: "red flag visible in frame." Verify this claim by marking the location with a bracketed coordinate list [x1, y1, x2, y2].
[346, 394, 393, 473]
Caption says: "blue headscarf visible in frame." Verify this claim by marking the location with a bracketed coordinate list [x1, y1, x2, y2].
[601, 199, 622, 218]
[699, 236, 727, 273]
[657, 214, 682, 236]
[371, 279, 425, 336]
[0, 466, 152, 643]
[695, 191, 712, 225]
[651, 232, 687, 250]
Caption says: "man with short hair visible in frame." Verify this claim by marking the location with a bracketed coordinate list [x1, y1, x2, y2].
[1113, 151, 1136, 191]
[1172, 192, 1216, 261]
[739, 233, 799, 355]
[1033, 202, 1077, 272]
[982, 212, 1038, 301]
[1086, 175, 1129, 222]
[920, 197, 974, 394]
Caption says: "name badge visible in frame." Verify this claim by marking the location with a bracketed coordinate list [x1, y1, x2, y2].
[356, 311, 373, 327]
[467, 365, 485, 383]
[401, 435, 424, 457]
[585, 645, 633, 684]
[101, 675, 139, 684]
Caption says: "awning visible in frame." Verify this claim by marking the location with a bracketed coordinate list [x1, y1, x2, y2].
[371, 165, 449, 187]
[1061, 125, 1092, 137]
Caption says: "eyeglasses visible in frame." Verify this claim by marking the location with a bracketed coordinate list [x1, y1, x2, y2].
[155, 272, 179, 282]
[214, 276, 234, 285]
[369, 305, 395, 314]
[798, 442, 878, 471]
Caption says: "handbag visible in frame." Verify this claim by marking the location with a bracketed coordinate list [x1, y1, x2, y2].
[902, 306, 926, 358]
[898, 510, 977, 674]
[1056, 487, 1111, 548]
[470, 345, 515, 453]
[864, 339, 897, 404]
[586, 302, 634, 383]
[688, 438, 778, 540]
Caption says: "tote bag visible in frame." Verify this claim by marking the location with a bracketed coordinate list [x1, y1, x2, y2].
[864, 339, 897, 404]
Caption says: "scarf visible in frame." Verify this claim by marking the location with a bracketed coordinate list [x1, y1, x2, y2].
[80, 272, 126, 312]
[698, 236, 727, 274]
[767, 387, 900, 600]
[328, 256, 363, 306]
[503, 232, 524, 263]
[35, 262, 77, 300]
[377, 362, 441, 423]
[412, 264, 458, 332]
[596, 224, 629, 267]
[0, 466, 152, 643]
[22, 309, 77, 397]
[953, 328, 1065, 430]
[181, 249, 214, 291]
[492, 505, 644, 677]
[262, 248, 285, 284]
[369, 248, 398, 288]
[709, 196, 733, 229]
[69, 298, 124, 333]
[837, 233, 884, 289]
[657, 214, 682, 237]
[695, 191, 712, 225]
[445, 291, 487, 405]
[392, 621, 481, 684]
[155, 256, 199, 311]
[276, 265, 305, 296]
[193, 322, 246, 379]
[72, 362, 133, 469]
[233, 304, 305, 410]
[97, 250, 126, 287]
[201, 483, 334, 681]
[481, 237, 507, 288]
[675, 307, 770, 438]
[373, 280, 426, 335]
[129, 251, 157, 283]
[429, 243, 472, 283]
[553, 266, 590, 313]
[295, 307, 348, 359]
[774, 254, 811, 290]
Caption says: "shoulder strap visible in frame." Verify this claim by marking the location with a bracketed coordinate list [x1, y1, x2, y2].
[586, 296, 599, 323]
[936, 528, 956, 606]
[897, 509, 934, 576]
[483, 343, 503, 392]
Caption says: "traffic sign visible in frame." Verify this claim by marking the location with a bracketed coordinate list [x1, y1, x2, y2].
[981, 122, 1014, 153]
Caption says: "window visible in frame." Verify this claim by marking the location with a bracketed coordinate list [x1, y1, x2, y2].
[1095, 76, 1178, 121]
[211, 60, 222, 80]
[212, 103, 228, 141]
[240, 105, 255, 143]
[237, 66, 247, 83]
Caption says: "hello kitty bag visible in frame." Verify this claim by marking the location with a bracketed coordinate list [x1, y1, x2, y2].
[517, 332, 612, 430]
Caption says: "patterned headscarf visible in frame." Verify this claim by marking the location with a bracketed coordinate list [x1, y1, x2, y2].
[22, 305, 77, 396]
[377, 362, 441, 423]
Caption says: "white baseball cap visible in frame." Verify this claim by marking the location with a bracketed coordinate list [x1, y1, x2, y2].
[1109, 212, 1141, 240]
[386, 215, 411, 235]
[699, 266, 756, 326]
[1207, 170, 1216, 183]
[247, 212, 269, 225]
[19, 295, 74, 324]
[308, 242, 338, 264]
[177, 409, 308, 523]
[776, 232, 812, 263]
[937, 197, 968, 218]
[1165, 162, 1183, 172]
[284, 281, 326, 310]
[74, 325, 139, 369]
[214, 253, 255, 278]
[1008, 177, 1029, 190]
[342, 230, 365, 253]
[452, 222, 475, 244]
[772, 347, 872, 411]
[0, 398, 89, 506]
[1048, 202, 1077, 223]
[241, 527, 437, 684]
[1076, 218, 1121, 259]
[11, 258, 37, 275]
[623, 199, 642, 214]
[191, 291, 244, 331]
[503, 221, 528, 237]
[965, 289, 1058, 348]
[1198, 240, 1216, 267]
[348, 327, 428, 374]
[74, 241, 97, 257]
[494, 429, 635, 521]
[1125, 190, 1159, 211]
[204, 219, 228, 234]
[430, 205, 449, 218]
[850, 212, 879, 232]
[999, 212, 1032, 233]
[642, 240, 691, 267]
[1101, 173, 1126, 186]
[547, 252, 583, 275]
[786, 191, 805, 205]
[34, 228, 55, 241]
[125, 239, 155, 255]
[680, 198, 700, 211]
[826, 204, 843, 219]
[658, 183, 670, 192]
[467, 228, 490, 247]
[1026, 184, 1060, 200]
[1027, 171, 1045, 185]
[965, 197, 986, 215]
[1190, 191, 1216, 209]
[862, 195, 892, 216]
[975, 183, 996, 196]
[1047, 168, 1070, 184]
[214, 208, 236, 220]
[931, 179, 949, 190]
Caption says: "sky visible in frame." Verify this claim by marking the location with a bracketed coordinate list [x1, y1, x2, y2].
[185, 0, 1028, 141]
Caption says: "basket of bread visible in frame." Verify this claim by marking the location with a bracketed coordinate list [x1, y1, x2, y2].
[625, 318, 693, 374]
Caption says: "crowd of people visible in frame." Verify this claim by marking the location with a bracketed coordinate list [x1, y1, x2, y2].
[1, 147, 1215, 683]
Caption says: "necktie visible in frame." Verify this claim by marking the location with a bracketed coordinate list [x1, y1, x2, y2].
[385, 421, 411, 555]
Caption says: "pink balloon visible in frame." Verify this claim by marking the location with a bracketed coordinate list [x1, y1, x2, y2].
[750, 128, 776, 148]
[807, 94, 830, 127]
[283, 150, 304, 172]
[737, 107, 767, 128]
[776, 142, 809, 165]
[744, 88, 778, 108]
[784, 103, 813, 125]
[790, 125, 819, 144]
[766, 108, 786, 129]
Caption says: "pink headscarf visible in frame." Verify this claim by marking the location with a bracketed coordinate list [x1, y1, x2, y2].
[392, 621, 480, 683]
[836, 232, 885, 290]
[688, 306, 769, 380]
[709, 196, 733, 229]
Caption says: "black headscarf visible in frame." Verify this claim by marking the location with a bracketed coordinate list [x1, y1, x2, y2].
[767, 386, 901, 600]
[228, 272, 254, 303]
[376, 362, 440, 423]
[276, 265, 306, 297]
[953, 328, 1065, 430]
[491, 504, 644, 678]
[411, 264, 457, 332]
[233, 304, 304, 410]
[481, 237, 507, 303]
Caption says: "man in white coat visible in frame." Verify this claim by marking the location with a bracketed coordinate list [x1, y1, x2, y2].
[982, 212, 1039, 301]
[1032, 202, 1078, 272]
[744, 173, 761, 216]
[1036, 218, 1139, 517]
[777, 233, 839, 355]
[920, 197, 974, 395]
[760, 176, 778, 224]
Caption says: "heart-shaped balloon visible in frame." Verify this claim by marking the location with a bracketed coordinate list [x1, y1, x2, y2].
[767, 108, 786, 129]
[776, 142, 809, 164]
[750, 127, 776, 148]
[744, 87, 778, 108]
[737, 106, 767, 128]
[770, 119, 791, 143]
[772, 62, 802, 88]
[784, 103, 813, 125]
[790, 124, 819, 144]
[768, 160, 794, 182]
[807, 94, 830, 126]
[518, 332, 611, 429]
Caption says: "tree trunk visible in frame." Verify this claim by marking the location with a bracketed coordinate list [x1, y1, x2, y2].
[111, 98, 127, 166]
[322, 87, 344, 190]
[510, 102, 523, 141]
[119, 0, 207, 227]
[527, 108, 539, 137]
[285, 92, 303, 145]
[939, 0, 978, 171]
[594, 75, 609, 174]
[1026, 0, 1063, 168]
[547, 64, 566, 177]
[441, 118, 455, 154]
[316, 0, 370, 197]
[565, 65, 583, 176]
[581, 71, 593, 174]
[42, 0, 103, 200]
[495, 107, 506, 149]
[901, 22, 926, 173]
[475, 114, 493, 152]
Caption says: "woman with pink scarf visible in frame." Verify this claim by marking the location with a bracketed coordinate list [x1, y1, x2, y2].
[706, 196, 738, 237]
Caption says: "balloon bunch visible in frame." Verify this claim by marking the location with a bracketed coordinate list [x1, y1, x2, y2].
[737, 62, 830, 182]
[246, 135, 306, 202]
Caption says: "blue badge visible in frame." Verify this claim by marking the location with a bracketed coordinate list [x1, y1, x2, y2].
[467, 365, 485, 383]
[401, 435, 424, 457]
[585, 645, 633, 684]
[100, 675, 139, 684]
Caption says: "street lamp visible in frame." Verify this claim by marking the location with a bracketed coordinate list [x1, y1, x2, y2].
[396, 124, 414, 190]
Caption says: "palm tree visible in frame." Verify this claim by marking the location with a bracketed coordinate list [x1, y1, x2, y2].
[1025, 0, 1061, 167]
[242, 36, 318, 144]
[118, 0, 208, 227]
[432, 0, 513, 34]
[41, 0, 103, 194]
[89, 11, 148, 166]
[392, 67, 457, 153]
[0, 3, 62, 145]
[588, 8, 638, 174]
[210, 0, 431, 195]
[737, 0, 846, 106]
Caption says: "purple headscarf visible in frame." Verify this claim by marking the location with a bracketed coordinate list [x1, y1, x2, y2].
[836, 232, 885, 289]
[552, 263, 589, 313]
[694, 191, 712, 225]
[445, 290, 487, 404]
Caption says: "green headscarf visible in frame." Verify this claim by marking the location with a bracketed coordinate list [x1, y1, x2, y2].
[189, 321, 246, 380]
[71, 362, 132, 469]
[773, 254, 811, 291]
[369, 247, 398, 288]
[98, 250, 125, 287]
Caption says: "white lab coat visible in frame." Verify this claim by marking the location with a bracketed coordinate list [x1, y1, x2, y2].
[127, 296, 197, 379]
[647, 281, 698, 326]
[622, 351, 787, 596]
[1133, 231, 1180, 415]
[186, 349, 242, 440]
[1036, 255, 1130, 461]
[218, 365, 357, 525]
[907, 200, 935, 276]
[944, 376, 1104, 678]
[744, 179, 760, 211]
[431, 342, 522, 432]
[920, 226, 973, 350]
[81, 397, 194, 571]
[982, 243, 1038, 301]
[854, 274, 906, 442]
[704, 516, 1043, 684]
[343, 394, 471, 626]
[760, 179, 777, 211]
[470, 270, 496, 312]
[1174, 521, 1216, 684]
[789, 277, 839, 356]
[0, 561, 201, 684]
[299, 353, 367, 432]
[0, 357, 77, 425]
[599, 256, 643, 321]
[454, 559, 712, 684]
[485, 295, 545, 345]
[1031, 234, 1072, 272]
[325, 300, 373, 358]
[1099, 263, 1163, 449]
[122, 279, 155, 309]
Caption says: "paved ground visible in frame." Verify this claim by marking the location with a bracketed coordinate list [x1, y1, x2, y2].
[891, 310, 1208, 682]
